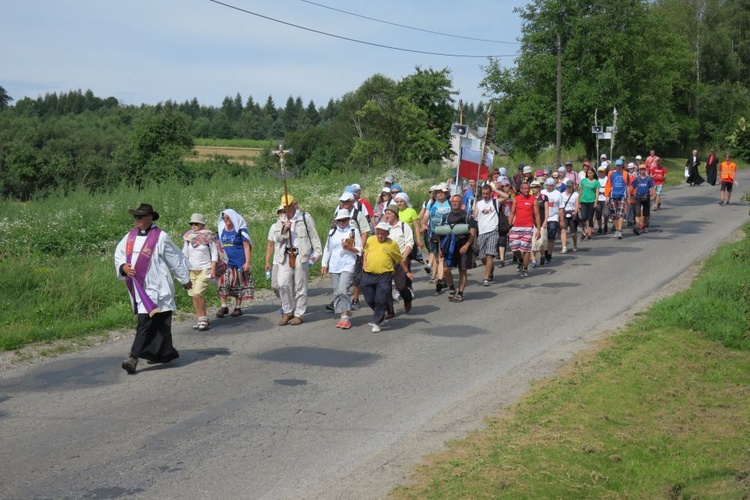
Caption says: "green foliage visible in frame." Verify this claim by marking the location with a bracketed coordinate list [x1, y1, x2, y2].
[727, 117, 750, 162]
[482, 0, 693, 158]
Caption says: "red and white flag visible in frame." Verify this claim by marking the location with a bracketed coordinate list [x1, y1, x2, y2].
[458, 147, 493, 180]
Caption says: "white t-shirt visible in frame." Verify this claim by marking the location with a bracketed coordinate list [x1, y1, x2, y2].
[597, 176, 608, 201]
[544, 189, 562, 222]
[557, 190, 579, 216]
[474, 198, 499, 235]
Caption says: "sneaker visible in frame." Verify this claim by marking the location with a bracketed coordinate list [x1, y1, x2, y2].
[192, 321, 201, 330]
[539, 257, 545, 266]
[546, 255, 553, 264]
[521, 269, 529, 278]
[498, 261, 505, 268]
[617, 231, 622, 240]
[530, 261, 538, 269]
[633, 227, 640, 235]
[351, 299, 360, 310]
[424, 265, 432, 274]
[428, 277, 436, 284]
[448, 288, 458, 297]
[603, 225, 609, 234]
[215, 306, 229, 318]
[279, 313, 293, 326]
[325, 302, 335, 312]
[371, 323, 381, 333]
[483, 279, 490, 286]
[719, 201, 725, 206]
[336, 317, 351, 329]
[121, 355, 138, 374]
[392, 290, 401, 301]
[517, 262, 523, 273]
[561, 247, 568, 254]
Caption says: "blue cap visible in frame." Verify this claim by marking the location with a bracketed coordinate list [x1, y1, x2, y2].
[344, 185, 357, 194]
[390, 183, 403, 192]
[615, 159, 623, 166]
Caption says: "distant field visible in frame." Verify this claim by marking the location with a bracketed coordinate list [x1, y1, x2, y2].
[194, 138, 275, 148]
[193, 146, 261, 163]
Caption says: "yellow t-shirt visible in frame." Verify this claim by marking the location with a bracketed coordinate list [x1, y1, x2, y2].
[364, 236, 403, 274]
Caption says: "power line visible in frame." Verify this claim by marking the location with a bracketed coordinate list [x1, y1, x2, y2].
[300, 0, 520, 45]
[209, 0, 519, 59]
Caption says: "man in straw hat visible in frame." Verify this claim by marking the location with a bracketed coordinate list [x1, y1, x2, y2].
[115, 203, 191, 374]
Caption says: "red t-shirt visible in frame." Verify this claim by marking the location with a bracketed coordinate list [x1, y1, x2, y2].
[651, 166, 667, 186]
[513, 194, 536, 227]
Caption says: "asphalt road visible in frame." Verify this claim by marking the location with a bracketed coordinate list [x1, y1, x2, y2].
[1, 175, 747, 500]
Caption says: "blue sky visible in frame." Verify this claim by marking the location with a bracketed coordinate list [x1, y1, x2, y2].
[2, 0, 525, 108]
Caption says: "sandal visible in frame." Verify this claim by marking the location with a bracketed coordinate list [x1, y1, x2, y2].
[197, 320, 210, 331]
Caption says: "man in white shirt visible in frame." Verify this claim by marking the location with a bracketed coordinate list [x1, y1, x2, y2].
[473, 184, 501, 286]
[542, 178, 562, 264]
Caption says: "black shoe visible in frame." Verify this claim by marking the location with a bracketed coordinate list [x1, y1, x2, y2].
[436, 280, 447, 293]
[539, 256, 545, 266]
[498, 261, 505, 268]
[598, 228, 603, 234]
[603, 225, 609, 234]
[546, 255, 553, 264]
[325, 301, 335, 312]
[121, 355, 138, 374]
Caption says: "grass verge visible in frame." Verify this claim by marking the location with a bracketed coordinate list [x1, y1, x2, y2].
[392, 226, 750, 498]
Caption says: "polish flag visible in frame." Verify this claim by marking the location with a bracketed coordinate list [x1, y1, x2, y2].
[458, 147, 493, 180]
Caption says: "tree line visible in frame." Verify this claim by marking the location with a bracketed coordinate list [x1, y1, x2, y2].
[0, 67, 473, 200]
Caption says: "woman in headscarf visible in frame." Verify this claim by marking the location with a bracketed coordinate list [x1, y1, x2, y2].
[394, 192, 422, 261]
[216, 208, 254, 318]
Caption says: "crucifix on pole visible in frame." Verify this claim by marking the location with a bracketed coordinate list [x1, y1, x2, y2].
[270, 141, 296, 266]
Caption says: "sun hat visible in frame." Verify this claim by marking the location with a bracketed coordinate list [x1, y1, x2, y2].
[384, 176, 395, 184]
[339, 192, 355, 202]
[280, 194, 295, 205]
[334, 208, 351, 220]
[435, 182, 450, 192]
[129, 203, 159, 221]
[381, 187, 391, 194]
[498, 167, 507, 176]
[600, 153, 607, 159]
[189, 213, 206, 225]
[635, 155, 643, 160]
[530, 180, 542, 188]
[558, 166, 566, 172]
[523, 166, 533, 174]
[384, 204, 400, 214]
[394, 192, 412, 207]
[375, 221, 391, 232]
[545, 178, 556, 185]
[627, 162, 636, 169]
[597, 165, 607, 171]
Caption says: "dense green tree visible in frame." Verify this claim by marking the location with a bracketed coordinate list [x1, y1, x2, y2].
[0, 86, 12, 110]
[481, 0, 693, 158]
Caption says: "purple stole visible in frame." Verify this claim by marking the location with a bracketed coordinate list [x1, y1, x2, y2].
[125, 227, 162, 317]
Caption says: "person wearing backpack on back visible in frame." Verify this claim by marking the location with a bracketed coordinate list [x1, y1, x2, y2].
[182, 213, 219, 331]
[606, 159, 630, 240]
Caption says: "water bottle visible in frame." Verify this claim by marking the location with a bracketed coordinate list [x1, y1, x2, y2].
[265, 270, 271, 280]
[308, 251, 315, 268]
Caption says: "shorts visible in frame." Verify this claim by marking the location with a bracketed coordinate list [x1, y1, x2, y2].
[352, 257, 363, 286]
[609, 197, 626, 219]
[531, 226, 548, 252]
[563, 212, 579, 232]
[188, 269, 209, 297]
[477, 231, 499, 258]
[546, 220, 559, 241]
[579, 202, 596, 226]
[428, 233, 440, 255]
[509, 227, 533, 253]
[721, 181, 734, 192]
[655, 184, 664, 196]
[635, 197, 651, 218]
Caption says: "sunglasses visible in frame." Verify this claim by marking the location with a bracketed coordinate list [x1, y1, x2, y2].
[134, 215, 149, 220]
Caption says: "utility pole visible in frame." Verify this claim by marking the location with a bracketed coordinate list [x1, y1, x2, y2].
[556, 34, 562, 167]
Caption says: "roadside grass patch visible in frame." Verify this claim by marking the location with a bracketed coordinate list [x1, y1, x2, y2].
[392, 226, 750, 498]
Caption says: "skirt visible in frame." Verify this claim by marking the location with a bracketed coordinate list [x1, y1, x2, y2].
[218, 267, 255, 300]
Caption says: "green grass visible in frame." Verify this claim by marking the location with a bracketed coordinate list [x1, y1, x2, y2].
[0, 163, 437, 351]
[392, 226, 750, 499]
[193, 138, 275, 148]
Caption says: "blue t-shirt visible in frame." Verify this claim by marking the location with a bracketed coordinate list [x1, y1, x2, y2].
[610, 171, 628, 198]
[462, 190, 475, 215]
[220, 229, 249, 268]
[631, 175, 654, 199]
[428, 200, 451, 233]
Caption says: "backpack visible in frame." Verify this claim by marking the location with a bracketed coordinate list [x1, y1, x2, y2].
[491, 199, 511, 236]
